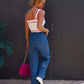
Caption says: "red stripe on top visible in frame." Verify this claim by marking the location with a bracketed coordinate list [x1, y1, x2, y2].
[31, 30, 40, 31]
[27, 21, 38, 23]
[26, 18, 37, 20]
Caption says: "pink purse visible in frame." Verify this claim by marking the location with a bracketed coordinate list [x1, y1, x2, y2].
[18, 50, 30, 77]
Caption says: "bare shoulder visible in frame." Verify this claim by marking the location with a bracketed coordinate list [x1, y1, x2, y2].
[25, 8, 32, 15]
[26, 9, 30, 14]
[37, 9, 45, 19]
[39, 9, 45, 16]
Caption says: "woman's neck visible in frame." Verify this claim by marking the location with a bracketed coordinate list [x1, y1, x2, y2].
[33, 5, 39, 9]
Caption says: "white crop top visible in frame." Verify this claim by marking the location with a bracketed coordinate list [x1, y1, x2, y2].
[25, 9, 46, 32]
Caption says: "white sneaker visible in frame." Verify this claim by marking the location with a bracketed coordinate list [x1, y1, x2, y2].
[36, 76, 43, 84]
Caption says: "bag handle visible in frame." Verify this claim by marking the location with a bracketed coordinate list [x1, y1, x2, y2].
[23, 50, 29, 64]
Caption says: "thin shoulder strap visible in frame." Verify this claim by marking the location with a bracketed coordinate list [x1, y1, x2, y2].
[35, 9, 41, 19]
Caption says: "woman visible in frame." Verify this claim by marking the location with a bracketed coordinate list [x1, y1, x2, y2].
[25, 0, 51, 84]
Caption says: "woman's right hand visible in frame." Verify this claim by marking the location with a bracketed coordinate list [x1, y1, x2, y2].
[45, 29, 49, 37]
[26, 42, 29, 51]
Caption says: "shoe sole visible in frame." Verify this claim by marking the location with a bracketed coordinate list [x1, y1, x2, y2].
[36, 79, 41, 84]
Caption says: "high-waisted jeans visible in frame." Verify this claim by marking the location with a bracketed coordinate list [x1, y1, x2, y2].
[29, 32, 51, 84]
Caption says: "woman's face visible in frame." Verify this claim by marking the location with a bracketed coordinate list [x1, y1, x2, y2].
[38, 0, 46, 9]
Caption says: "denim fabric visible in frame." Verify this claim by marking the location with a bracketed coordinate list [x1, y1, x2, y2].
[29, 32, 51, 84]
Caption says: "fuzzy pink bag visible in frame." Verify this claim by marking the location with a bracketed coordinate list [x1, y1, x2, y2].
[18, 50, 30, 77]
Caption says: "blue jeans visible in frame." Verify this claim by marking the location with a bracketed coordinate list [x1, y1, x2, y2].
[29, 32, 51, 84]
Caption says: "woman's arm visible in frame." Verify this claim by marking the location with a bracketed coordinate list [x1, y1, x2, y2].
[25, 12, 29, 44]
[37, 10, 49, 33]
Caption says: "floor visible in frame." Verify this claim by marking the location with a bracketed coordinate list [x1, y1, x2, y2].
[0, 79, 84, 84]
